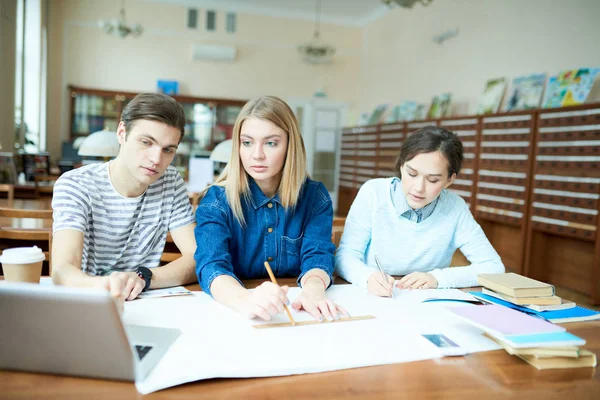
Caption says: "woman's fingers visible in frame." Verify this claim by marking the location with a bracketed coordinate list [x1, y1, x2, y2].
[373, 273, 394, 296]
[336, 304, 350, 318]
[302, 300, 323, 322]
[317, 301, 334, 321]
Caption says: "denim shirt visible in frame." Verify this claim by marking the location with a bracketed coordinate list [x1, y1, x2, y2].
[194, 178, 335, 296]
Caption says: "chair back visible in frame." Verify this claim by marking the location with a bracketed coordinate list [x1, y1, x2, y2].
[34, 175, 59, 198]
[0, 207, 54, 274]
[0, 184, 14, 207]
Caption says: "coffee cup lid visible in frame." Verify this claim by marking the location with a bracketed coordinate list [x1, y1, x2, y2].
[0, 246, 45, 264]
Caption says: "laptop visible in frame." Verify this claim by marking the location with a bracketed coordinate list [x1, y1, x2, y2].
[0, 282, 181, 382]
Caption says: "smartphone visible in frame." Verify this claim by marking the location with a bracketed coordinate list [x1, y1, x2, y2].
[422, 334, 467, 356]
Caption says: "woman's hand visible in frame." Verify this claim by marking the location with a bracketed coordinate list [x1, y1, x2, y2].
[396, 272, 438, 289]
[291, 278, 349, 322]
[232, 281, 290, 321]
[367, 271, 396, 297]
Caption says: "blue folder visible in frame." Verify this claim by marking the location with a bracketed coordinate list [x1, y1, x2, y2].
[468, 292, 600, 323]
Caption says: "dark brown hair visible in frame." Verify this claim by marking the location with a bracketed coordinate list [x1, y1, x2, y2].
[121, 93, 186, 141]
[394, 126, 463, 179]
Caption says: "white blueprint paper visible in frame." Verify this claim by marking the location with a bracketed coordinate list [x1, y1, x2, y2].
[124, 285, 499, 394]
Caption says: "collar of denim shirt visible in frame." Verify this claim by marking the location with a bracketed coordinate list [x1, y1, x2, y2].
[390, 177, 438, 221]
[248, 177, 283, 209]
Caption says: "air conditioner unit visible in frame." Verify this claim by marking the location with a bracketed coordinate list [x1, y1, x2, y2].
[191, 44, 237, 62]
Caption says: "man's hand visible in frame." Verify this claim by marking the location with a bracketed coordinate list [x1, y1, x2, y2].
[101, 271, 146, 302]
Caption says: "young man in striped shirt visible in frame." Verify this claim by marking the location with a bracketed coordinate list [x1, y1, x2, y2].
[51, 93, 197, 303]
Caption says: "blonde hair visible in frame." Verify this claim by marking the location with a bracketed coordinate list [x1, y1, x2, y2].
[206, 96, 308, 226]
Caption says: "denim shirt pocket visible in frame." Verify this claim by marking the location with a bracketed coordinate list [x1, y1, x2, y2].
[280, 234, 303, 275]
[135, 220, 164, 255]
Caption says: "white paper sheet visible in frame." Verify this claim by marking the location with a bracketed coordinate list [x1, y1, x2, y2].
[124, 285, 500, 394]
[393, 288, 478, 304]
[136, 286, 193, 299]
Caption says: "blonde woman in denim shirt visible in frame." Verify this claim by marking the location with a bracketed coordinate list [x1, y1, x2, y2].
[194, 96, 347, 322]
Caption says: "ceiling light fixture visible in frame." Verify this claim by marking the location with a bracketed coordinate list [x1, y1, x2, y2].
[298, 0, 335, 64]
[381, 0, 434, 8]
[97, 0, 143, 38]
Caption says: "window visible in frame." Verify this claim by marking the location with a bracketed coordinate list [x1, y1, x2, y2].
[187, 8, 198, 29]
[226, 12, 236, 33]
[14, 0, 47, 153]
[206, 10, 216, 31]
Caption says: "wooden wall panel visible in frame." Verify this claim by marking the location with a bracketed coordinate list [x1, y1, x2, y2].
[525, 105, 600, 304]
[474, 111, 536, 274]
[439, 117, 481, 209]
[336, 104, 600, 303]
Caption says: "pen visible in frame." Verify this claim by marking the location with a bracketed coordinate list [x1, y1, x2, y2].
[374, 255, 395, 299]
[263, 261, 296, 326]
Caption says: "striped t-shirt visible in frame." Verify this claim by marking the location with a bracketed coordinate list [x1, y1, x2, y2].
[52, 162, 195, 276]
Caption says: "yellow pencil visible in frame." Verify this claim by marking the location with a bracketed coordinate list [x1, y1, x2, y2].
[263, 261, 296, 326]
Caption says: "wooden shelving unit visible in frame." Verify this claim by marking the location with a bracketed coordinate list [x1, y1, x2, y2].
[337, 104, 600, 303]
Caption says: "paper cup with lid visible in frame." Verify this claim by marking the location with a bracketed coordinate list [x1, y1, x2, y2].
[0, 246, 46, 283]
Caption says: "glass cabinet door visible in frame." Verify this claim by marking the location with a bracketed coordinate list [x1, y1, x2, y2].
[71, 93, 122, 137]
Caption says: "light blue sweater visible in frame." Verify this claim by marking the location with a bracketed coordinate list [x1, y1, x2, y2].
[335, 178, 505, 288]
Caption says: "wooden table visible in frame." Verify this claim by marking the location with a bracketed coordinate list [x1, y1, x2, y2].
[1, 278, 599, 399]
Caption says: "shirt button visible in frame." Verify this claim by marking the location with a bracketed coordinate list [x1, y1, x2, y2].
[267, 203, 273, 208]
[267, 257, 273, 262]
[268, 227, 273, 233]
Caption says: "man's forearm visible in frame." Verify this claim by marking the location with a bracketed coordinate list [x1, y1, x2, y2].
[52, 263, 101, 288]
[150, 254, 197, 289]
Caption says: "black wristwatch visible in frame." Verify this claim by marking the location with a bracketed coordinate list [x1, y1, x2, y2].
[136, 267, 153, 291]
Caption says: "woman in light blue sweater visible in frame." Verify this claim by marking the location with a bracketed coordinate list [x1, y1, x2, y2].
[335, 126, 504, 296]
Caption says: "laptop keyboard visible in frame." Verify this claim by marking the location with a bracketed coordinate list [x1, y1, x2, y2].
[135, 345, 153, 361]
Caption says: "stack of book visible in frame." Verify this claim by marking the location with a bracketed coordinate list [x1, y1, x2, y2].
[487, 334, 597, 370]
[472, 273, 600, 323]
[478, 273, 564, 309]
[449, 304, 597, 370]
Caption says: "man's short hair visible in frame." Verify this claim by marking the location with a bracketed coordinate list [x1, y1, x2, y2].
[121, 93, 186, 141]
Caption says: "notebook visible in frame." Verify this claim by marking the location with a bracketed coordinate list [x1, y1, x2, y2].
[477, 273, 554, 297]
[497, 331, 586, 349]
[518, 350, 597, 370]
[482, 287, 561, 305]
[449, 304, 565, 337]
[522, 300, 576, 312]
[486, 334, 580, 357]
[470, 292, 600, 323]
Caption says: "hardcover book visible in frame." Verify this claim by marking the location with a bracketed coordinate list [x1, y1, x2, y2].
[477, 273, 555, 298]
[481, 288, 561, 306]
[518, 350, 597, 370]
